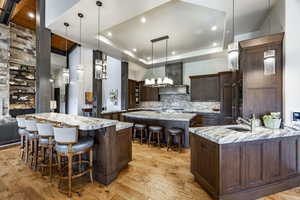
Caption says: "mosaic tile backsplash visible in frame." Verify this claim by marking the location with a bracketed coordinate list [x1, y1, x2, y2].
[139, 94, 220, 113]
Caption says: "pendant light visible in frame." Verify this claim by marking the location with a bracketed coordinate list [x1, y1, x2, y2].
[144, 35, 173, 87]
[264, 0, 276, 75]
[77, 13, 84, 73]
[63, 22, 70, 84]
[228, 0, 239, 71]
[95, 1, 108, 80]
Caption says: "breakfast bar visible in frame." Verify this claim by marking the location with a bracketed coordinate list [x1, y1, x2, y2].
[25, 113, 133, 185]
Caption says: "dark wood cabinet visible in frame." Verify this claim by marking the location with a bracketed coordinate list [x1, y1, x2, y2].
[190, 74, 220, 102]
[140, 81, 159, 102]
[240, 33, 284, 119]
[190, 114, 220, 127]
[191, 133, 300, 200]
[128, 79, 137, 109]
[219, 72, 233, 124]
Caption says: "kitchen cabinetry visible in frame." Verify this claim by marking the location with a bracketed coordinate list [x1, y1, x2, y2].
[190, 74, 220, 102]
[190, 114, 220, 127]
[128, 79, 139, 109]
[240, 33, 284, 119]
[219, 72, 233, 124]
[140, 81, 159, 102]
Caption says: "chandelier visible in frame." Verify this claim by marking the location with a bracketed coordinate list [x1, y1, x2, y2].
[144, 35, 174, 87]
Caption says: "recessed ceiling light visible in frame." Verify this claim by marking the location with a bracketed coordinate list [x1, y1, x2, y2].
[141, 17, 146, 23]
[147, 57, 151, 60]
[133, 48, 137, 52]
[28, 12, 35, 19]
[107, 32, 112, 37]
[211, 25, 217, 31]
[213, 42, 218, 47]
[171, 51, 176, 55]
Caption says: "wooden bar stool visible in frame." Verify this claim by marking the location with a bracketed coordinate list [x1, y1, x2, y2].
[16, 117, 28, 161]
[54, 126, 94, 197]
[36, 122, 56, 180]
[24, 119, 39, 169]
[148, 126, 163, 147]
[133, 124, 147, 144]
[167, 128, 183, 152]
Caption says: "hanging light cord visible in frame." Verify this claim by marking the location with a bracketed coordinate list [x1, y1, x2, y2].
[152, 42, 154, 78]
[79, 14, 82, 67]
[232, 0, 235, 42]
[65, 25, 68, 57]
[166, 39, 168, 66]
[97, 4, 100, 50]
[268, 0, 271, 34]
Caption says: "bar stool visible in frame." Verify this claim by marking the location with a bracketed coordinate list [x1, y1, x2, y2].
[167, 128, 184, 152]
[54, 126, 94, 197]
[37, 122, 56, 180]
[133, 124, 147, 144]
[148, 126, 163, 147]
[25, 119, 39, 169]
[16, 117, 28, 161]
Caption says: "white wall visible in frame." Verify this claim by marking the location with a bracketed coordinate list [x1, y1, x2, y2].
[284, 0, 300, 122]
[68, 46, 93, 115]
[102, 56, 122, 111]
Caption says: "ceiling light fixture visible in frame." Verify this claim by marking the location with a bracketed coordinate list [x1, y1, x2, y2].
[141, 17, 146, 23]
[147, 57, 151, 60]
[213, 42, 218, 47]
[264, 0, 276, 76]
[28, 12, 35, 19]
[211, 25, 217, 31]
[107, 32, 112, 37]
[63, 22, 70, 84]
[144, 35, 173, 87]
[172, 51, 176, 55]
[77, 13, 84, 75]
[228, 0, 239, 71]
[133, 48, 137, 52]
[95, 1, 108, 80]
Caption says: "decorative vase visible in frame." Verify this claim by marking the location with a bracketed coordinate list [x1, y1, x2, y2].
[263, 118, 282, 129]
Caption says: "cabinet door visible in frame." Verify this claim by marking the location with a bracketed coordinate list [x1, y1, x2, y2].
[219, 72, 233, 117]
[140, 83, 159, 102]
[128, 80, 136, 108]
[191, 74, 220, 101]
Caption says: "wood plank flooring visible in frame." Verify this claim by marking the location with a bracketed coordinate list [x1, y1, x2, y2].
[0, 143, 300, 200]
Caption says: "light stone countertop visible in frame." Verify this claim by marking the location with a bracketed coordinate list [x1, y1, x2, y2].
[101, 110, 127, 114]
[116, 122, 133, 131]
[128, 107, 220, 114]
[189, 125, 300, 144]
[25, 113, 117, 131]
[122, 111, 197, 121]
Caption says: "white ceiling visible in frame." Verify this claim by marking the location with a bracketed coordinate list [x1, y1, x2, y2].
[47, 0, 278, 67]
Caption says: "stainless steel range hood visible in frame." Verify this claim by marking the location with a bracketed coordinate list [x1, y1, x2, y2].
[159, 62, 189, 95]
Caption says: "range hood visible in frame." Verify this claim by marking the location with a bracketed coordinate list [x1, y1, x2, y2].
[159, 62, 189, 95]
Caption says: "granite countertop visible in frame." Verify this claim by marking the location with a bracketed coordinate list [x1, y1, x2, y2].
[25, 113, 117, 131]
[122, 111, 196, 121]
[116, 122, 133, 131]
[190, 125, 300, 144]
[101, 110, 127, 114]
[130, 107, 220, 114]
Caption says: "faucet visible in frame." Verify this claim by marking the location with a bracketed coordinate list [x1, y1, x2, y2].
[236, 114, 257, 133]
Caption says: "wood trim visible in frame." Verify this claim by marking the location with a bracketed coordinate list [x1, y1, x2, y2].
[239, 32, 284, 49]
[190, 74, 219, 79]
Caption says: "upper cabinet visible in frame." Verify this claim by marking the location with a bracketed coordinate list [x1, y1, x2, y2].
[190, 74, 220, 102]
[239, 33, 284, 119]
[140, 81, 160, 102]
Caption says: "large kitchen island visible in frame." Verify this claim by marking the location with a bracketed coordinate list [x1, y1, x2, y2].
[190, 125, 300, 200]
[123, 111, 197, 147]
[25, 113, 133, 185]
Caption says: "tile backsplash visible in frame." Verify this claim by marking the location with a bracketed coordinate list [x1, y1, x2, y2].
[139, 94, 220, 112]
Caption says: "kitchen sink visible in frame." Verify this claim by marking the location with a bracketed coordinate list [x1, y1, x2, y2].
[226, 127, 250, 132]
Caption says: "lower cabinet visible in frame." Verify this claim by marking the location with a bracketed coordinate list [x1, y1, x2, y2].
[191, 114, 221, 127]
[191, 134, 300, 200]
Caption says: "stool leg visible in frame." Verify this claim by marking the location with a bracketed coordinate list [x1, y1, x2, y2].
[57, 154, 62, 175]
[67, 154, 73, 198]
[140, 129, 143, 145]
[20, 135, 24, 160]
[89, 149, 93, 184]
[49, 145, 53, 181]
[148, 131, 152, 147]
[157, 132, 160, 147]
[179, 135, 182, 153]
[79, 154, 82, 172]
[167, 134, 171, 151]
[25, 137, 29, 163]
[133, 129, 136, 142]
[34, 139, 39, 171]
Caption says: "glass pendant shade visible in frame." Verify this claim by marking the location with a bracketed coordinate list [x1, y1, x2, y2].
[228, 42, 239, 71]
[264, 50, 276, 75]
[95, 59, 103, 79]
[62, 68, 70, 84]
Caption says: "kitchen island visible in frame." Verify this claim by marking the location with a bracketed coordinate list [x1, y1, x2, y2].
[190, 125, 300, 200]
[123, 111, 197, 147]
[25, 113, 133, 185]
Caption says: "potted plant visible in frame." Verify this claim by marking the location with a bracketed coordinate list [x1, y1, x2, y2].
[262, 112, 282, 129]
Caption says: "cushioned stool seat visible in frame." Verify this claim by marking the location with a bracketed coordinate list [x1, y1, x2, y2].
[168, 128, 183, 135]
[39, 138, 51, 145]
[27, 133, 38, 140]
[134, 124, 146, 129]
[149, 126, 163, 132]
[18, 128, 28, 135]
[55, 138, 94, 154]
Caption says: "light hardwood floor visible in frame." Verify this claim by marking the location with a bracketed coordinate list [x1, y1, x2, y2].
[0, 143, 300, 200]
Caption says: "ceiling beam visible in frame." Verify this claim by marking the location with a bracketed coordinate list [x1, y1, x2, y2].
[0, 0, 21, 25]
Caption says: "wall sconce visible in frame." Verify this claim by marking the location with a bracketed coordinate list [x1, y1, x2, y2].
[264, 50, 276, 75]
[228, 42, 239, 71]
